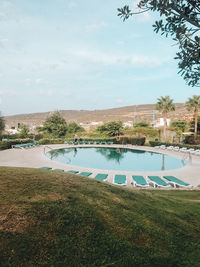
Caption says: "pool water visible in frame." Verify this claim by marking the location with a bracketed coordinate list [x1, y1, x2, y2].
[46, 147, 187, 171]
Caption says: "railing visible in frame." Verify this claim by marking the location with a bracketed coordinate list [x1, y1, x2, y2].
[43, 145, 54, 154]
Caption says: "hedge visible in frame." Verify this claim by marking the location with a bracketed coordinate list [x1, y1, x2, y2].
[118, 136, 146, 146]
[0, 139, 34, 150]
[39, 137, 146, 146]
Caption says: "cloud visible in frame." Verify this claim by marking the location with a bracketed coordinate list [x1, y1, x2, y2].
[115, 98, 123, 104]
[35, 78, 43, 84]
[38, 89, 54, 96]
[0, 37, 8, 48]
[74, 49, 166, 67]
[85, 21, 107, 32]
[0, 89, 19, 96]
[132, 0, 152, 22]
[0, 1, 20, 22]
[67, 1, 77, 8]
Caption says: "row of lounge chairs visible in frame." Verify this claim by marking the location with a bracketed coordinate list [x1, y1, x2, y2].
[64, 140, 114, 145]
[12, 142, 39, 149]
[39, 167, 191, 188]
[156, 145, 200, 155]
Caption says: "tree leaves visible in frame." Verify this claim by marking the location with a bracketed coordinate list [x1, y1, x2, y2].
[118, 0, 200, 87]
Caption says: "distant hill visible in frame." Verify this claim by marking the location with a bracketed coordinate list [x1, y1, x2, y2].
[5, 103, 193, 128]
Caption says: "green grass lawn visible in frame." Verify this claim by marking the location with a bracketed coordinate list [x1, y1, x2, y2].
[0, 167, 200, 267]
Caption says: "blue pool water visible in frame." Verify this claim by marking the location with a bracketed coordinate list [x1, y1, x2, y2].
[46, 147, 187, 171]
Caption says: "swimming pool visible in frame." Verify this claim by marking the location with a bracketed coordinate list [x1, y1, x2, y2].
[46, 147, 187, 171]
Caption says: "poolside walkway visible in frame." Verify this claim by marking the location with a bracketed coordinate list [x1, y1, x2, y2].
[0, 144, 200, 188]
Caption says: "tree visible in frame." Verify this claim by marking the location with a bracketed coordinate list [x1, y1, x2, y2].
[134, 121, 149, 127]
[0, 113, 5, 137]
[118, 1, 200, 87]
[156, 96, 175, 140]
[171, 120, 188, 132]
[19, 124, 30, 138]
[190, 115, 200, 133]
[97, 121, 123, 136]
[40, 111, 67, 138]
[67, 122, 85, 133]
[186, 95, 200, 136]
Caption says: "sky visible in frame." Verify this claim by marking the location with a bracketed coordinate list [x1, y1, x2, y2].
[0, 0, 199, 116]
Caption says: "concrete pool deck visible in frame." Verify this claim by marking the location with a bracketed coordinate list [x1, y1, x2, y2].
[0, 144, 200, 188]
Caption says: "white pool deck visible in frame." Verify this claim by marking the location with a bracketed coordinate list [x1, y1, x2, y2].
[0, 144, 200, 188]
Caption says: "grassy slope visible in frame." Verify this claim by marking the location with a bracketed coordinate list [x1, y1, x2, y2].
[0, 167, 200, 267]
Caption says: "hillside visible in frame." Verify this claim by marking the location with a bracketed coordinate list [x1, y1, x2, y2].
[0, 167, 200, 266]
[5, 103, 193, 128]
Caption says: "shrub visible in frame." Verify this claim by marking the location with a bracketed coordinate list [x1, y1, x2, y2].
[38, 138, 65, 145]
[119, 137, 146, 145]
[0, 138, 33, 150]
[97, 121, 123, 136]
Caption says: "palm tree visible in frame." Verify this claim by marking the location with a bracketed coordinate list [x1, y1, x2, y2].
[156, 96, 175, 141]
[186, 95, 200, 137]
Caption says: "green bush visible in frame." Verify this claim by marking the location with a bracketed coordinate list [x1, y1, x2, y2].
[119, 137, 146, 145]
[0, 138, 34, 150]
[184, 135, 200, 145]
[38, 138, 65, 145]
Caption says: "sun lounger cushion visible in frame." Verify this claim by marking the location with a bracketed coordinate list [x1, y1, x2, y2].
[39, 167, 52, 170]
[163, 176, 190, 187]
[68, 170, 79, 174]
[132, 176, 149, 186]
[79, 172, 92, 177]
[95, 174, 108, 181]
[114, 175, 126, 184]
[148, 176, 169, 187]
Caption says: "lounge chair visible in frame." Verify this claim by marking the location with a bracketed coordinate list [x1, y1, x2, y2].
[160, 145, 166, 149]
[39, 167, 52, 170]
[148, 176, 170, 188]
[188, 148, 195, 153]
[54, 169, 64, 172]
[166, 146, 174, 150]
[180, 147, 188, 152]
[173, 146, 180, 151]
[101, 141, 106, 144]
[113, 175, 127, 185]
[107, 141, 113, 145]
[68, 170, 79, 174]
[132, 176, 149, 187]
[95, 173, 108, 181]
[163, 176, 191, 188]
[79, 172, 92, 177]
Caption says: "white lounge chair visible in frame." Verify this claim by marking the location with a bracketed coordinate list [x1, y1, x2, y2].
[166, 146, 174, 150]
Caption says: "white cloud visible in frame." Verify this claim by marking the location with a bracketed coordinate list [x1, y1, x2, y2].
[85, 21, 107, 32]
[74, 49, 166, 67]
[38, 89, 54, 96]
[0, 89, 19, 96]
[67, 1, 77, 9]
[24, 78, 31, 86]
[35, 78, 43, 84]
[0, 96, 2, 104]
[132, 0, 151, 22]
[0, 37, 8, 48]
[0, 1, 20, 21]
[115, 98, 123, 104]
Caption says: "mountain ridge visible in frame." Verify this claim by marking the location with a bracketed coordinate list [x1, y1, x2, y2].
[5, 103, 192, 127]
